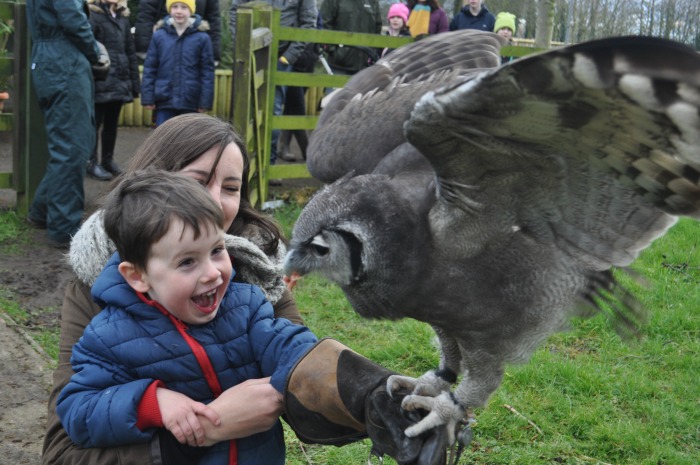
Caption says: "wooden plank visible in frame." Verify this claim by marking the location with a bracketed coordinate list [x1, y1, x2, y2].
[271, 114, 318, 130]
[0, 112, 11, 131]
[0, 56, 11, 75]
[501, 45, 546, 57]
[274, 71, 349, 89]
[276, 27, 414, 49]
[250, 27, 272, 51]
[0, 3, 11, 18]
[0, 171, 11, 189]
[267, 163, 311, 179]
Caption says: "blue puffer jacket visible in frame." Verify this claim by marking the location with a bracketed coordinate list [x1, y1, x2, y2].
[141, 14, 215, 110]
[56, 253, 318, 464]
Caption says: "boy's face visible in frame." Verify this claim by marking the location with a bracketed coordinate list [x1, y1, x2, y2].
[135, 218, 232, 325]
[170, 2, 192, 25]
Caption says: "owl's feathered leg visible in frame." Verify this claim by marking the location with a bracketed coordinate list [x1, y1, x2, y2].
[387, 330, 467, 445]
[392, 343, 506, 451]
[387, 329, 461, 399]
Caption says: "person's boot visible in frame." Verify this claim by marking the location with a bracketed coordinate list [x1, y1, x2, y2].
[86, 153, 113, 181]
[278, 130, 297, 162]
[102, 153, 122, 176]
[295, 129, 309, 160]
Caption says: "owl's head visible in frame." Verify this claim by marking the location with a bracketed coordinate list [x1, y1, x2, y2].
[284, 174, 430, 318]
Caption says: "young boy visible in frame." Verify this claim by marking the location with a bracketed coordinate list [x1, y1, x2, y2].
[56, 170, 318, 464]
[141, 0, 215, 126]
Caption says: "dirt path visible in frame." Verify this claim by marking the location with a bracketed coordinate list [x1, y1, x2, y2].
[0, 315, 53, 464]
[0, 127, 152, 464]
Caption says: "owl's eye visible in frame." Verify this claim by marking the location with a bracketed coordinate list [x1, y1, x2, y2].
[310, 236, 330, 257]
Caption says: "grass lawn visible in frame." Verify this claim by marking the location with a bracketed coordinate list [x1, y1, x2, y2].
[1, 198, 698, 464]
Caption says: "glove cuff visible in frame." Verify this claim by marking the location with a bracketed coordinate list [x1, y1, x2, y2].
[284, 338, 394, 445]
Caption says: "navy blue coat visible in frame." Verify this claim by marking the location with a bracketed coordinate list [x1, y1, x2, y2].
[449, 5, 496, 32]
[141, 15, 215, 110]
[56, 253, 318, 464]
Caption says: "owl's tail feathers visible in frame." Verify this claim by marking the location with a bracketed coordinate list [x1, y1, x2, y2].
[575, 268, 648, 338]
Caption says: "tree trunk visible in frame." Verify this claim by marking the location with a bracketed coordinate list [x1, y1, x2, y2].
[535, 0, 555, 48]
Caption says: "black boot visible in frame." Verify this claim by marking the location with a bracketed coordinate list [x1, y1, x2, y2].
[278, 130, 297, 162]
[86, 157, 113, 181]
[102, 154, 122, 176]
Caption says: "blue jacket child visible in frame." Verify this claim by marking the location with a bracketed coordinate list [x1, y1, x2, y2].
[56, 253, 318, 465]
[141, 13, 215, 117]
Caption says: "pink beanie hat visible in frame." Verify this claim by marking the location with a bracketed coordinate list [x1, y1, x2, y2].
[387, 2, 410, 24]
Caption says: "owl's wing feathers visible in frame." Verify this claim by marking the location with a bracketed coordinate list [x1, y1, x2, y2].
[307, 31, 505, 183]
[407, 36, 700, 273]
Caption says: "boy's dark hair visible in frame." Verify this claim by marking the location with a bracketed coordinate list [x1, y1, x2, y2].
[103, 169, 224, 270]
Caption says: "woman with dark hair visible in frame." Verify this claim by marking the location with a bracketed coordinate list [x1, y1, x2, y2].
[42, 113, 445, 465]
[406, 0, 449, 38]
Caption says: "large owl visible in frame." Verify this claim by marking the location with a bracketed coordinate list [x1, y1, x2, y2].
[284, 30, 700, 451]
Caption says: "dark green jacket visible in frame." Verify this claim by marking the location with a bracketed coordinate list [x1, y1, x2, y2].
[320, 0, 382, 74]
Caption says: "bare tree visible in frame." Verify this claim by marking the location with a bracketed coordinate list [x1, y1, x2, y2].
[535, 0, 555, 46]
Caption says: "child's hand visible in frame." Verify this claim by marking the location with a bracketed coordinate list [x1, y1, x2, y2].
[156, 388, 221, 446]
[197, 108, 207, 113]
[144, 104, 155, 110]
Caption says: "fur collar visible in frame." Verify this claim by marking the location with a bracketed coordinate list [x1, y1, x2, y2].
[68, 211, 287, 304]
[88, 0, 130, 17]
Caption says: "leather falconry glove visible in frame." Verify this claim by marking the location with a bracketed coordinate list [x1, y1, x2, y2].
[284, 338, 448, 465]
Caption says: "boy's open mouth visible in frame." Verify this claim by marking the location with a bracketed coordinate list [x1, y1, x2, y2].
[191, 288, 218, 314]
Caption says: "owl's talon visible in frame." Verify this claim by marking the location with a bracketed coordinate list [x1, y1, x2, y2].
[401, 391, 466, 445]
[386, 374, 419, 397]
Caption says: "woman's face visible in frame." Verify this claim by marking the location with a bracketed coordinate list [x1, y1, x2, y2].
[179, 143, 244, 232]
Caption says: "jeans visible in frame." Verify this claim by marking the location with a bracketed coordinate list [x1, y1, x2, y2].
[154, 108, 196, 127]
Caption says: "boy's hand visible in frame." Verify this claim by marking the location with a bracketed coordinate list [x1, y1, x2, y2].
[156, 388, 221, 446]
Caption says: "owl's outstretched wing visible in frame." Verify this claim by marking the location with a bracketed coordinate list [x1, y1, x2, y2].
[307, 30, 505, 183]
[407, 36, 700, 271]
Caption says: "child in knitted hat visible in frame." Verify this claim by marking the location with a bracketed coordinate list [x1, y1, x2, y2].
[494, 11, 516, 40]
[141, 0, 215, 126]
[494, 12, 517, 64]
[381, 2, 411, 58]
[388, 2, 410, 34]
[166, 0, 195, 14]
